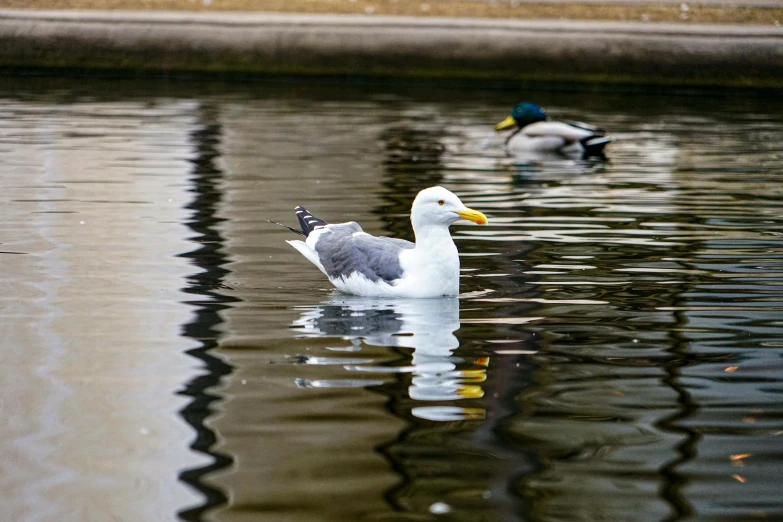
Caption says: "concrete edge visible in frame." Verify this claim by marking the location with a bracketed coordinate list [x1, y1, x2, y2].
[1, 10, 782, 87]
[2, 9, 782, 35]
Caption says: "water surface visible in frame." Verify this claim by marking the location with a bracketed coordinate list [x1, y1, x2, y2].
[0, 76, 781, 522]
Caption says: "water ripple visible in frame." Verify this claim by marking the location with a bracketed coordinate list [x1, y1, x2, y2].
[3, 78, 782, 522]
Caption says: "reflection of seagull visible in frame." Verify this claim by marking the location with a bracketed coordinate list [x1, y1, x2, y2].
[293, 297, 487, 414]
[277, 186, 487, 298]
[494, 102, 611, 159]
[294, 297, 460, 355]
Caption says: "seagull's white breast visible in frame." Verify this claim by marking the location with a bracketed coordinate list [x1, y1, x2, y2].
[396, 236, 460, 298]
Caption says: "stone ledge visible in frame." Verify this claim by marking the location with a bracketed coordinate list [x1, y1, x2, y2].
[1, 10, 781, 86]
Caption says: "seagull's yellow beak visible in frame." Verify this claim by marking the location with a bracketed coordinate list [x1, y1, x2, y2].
[457, 385, 485, 399]
[494, 115, 517, 132]
[457, 208, 488, 225]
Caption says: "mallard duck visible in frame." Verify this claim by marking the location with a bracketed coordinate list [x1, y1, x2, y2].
[495, 102, 611, 158]
[274, 187, 487, 298]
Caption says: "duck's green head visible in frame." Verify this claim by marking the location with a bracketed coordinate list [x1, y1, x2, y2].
[494, 102, 547, 131]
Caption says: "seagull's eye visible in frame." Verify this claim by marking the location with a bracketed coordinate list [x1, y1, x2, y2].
[438, 199, 445, 206]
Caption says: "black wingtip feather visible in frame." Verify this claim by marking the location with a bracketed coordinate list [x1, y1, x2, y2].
[294, 206, 328, 237]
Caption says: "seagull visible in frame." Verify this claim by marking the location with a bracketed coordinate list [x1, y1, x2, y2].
[274, 186, 487, 298]
[495, 102, 612, 159]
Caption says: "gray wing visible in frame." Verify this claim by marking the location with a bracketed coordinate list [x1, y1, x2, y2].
[313, 222, 414, 284]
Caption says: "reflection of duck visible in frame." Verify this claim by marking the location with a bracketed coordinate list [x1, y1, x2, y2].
[494, 102, 611, 159]
[505, 153, 610, 181]
[293, 296, 487, 418]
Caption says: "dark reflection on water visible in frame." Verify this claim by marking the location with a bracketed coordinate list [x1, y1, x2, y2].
[177, 105, 237, 520]
[0, 75, 782, 522]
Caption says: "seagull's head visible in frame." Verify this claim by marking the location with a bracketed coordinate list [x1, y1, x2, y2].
[494, 102, 547, 131]
[411, 186, 487, 229]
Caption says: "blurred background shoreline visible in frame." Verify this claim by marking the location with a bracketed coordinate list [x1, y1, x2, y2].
[0, 2, 781, 88]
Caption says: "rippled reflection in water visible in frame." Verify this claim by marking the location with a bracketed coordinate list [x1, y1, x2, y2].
[0, 76, 781, 522]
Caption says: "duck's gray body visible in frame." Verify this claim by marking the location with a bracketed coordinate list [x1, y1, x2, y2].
[505, 121, 611, 158]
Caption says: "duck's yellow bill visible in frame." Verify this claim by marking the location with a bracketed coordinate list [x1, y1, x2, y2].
[457, 208, 488, 225]
[494, 115, 517, 131]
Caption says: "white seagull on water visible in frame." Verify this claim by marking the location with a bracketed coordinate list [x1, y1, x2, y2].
[275, 186, 488, 298]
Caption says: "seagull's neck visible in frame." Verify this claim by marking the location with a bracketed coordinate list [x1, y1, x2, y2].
[412, 222, 457, 254]
[402, 217, 461, 297]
